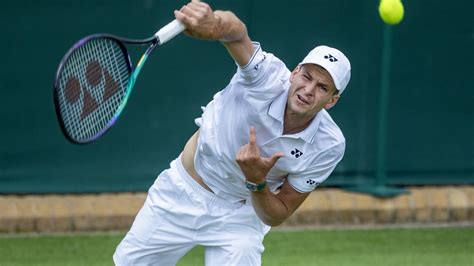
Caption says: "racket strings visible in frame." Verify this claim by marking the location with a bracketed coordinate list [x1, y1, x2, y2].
[57, 38, 130, 142]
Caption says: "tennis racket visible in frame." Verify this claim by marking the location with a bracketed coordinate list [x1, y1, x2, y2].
[53, 19, 185, 144]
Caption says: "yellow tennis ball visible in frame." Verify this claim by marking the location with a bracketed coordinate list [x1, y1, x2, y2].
[379, 0, 404, 25]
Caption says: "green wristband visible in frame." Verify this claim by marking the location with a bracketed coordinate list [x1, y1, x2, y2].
[245, 180, 267, 192]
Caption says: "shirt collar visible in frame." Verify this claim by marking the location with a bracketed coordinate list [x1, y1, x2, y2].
[267, 82, 322, 144]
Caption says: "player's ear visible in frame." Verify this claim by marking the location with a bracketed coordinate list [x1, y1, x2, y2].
[324, 94, 340, 110]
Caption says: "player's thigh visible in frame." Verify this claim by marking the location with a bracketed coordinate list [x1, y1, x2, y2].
[114, 168, 193, 264]
[203, 204, 268, 266]
[114, 237, 194, 266]
[113, 200, 195, 265]
[204, 238, 264, 266]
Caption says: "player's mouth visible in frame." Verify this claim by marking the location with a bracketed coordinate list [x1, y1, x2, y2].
[297, 94, 310, 105]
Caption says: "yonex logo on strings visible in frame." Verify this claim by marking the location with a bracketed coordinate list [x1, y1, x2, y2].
[63, 60, 120, 120]
[324, 54, 338, 62]
[290, 148, 303, 158]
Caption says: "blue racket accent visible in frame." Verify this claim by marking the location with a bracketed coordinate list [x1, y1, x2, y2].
[106, 42, 158, 139]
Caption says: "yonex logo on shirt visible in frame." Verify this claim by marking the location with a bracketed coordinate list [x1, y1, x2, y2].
[254, 54, 267, 70]
[324, 54, 338, 62]
[290, 148, 303, 158]
[306, 179, 320, 187]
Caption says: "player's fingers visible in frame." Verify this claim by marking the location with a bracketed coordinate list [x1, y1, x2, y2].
[266, 152, 284, 166]
[188, 1, 208, 11]
[180, 4, 201, 18]
[235, 147, 243, 161]
[235, 144, 250, 163]
[191, 1, 211, 10]
[186, 2, 212, 22]
[174, 10, 189, 24]
[174, 10, 186, 21]
[249, 126, 257, 146]
[174, 10, 198, 28]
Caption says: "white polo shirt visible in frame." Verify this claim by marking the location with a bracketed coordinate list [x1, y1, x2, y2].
[194, 42, 345, 203]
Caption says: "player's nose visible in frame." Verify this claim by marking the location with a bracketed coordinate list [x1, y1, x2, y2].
[302, 85, 314, 98]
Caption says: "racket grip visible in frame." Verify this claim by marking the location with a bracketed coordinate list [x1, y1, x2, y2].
[155, 19, 186, 45]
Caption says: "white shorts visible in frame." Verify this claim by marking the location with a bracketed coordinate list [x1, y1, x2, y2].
[113, 156, 271, 266]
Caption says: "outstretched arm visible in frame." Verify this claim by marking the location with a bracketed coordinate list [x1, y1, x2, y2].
[174, 1, 254, 66]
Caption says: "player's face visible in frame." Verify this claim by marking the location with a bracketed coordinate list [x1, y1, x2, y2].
[287, 64, 339, 119]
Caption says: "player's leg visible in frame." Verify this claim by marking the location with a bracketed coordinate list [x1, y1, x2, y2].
[204, 239, 264, 266]
[113, 159, 197, 265]
[202, 204, 270, 266]
[113, 200, 195, 265]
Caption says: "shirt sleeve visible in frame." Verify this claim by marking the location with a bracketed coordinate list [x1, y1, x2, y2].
[234, 42, 290, 103]
[288, 141, 345, 193]
[237, 42, 267, 81]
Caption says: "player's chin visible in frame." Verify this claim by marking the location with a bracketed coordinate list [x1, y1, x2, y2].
[289, 103, 309, 115]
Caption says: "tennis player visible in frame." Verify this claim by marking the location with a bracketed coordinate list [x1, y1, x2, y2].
[114, 1, 351, 265]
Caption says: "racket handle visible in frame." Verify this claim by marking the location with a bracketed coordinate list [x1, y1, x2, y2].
[155, 19, 186, 45]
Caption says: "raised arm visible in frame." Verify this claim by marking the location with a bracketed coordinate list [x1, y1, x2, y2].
[174, 1, 254, 66]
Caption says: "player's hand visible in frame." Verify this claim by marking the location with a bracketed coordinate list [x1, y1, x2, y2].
[174, 1, 220, 40]
[236, 126, 284, 184]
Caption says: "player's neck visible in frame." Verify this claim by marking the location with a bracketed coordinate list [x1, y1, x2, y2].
[282, 112, 314, 135]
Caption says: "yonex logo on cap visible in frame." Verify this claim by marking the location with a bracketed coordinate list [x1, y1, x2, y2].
[324, 54, 338, 62]
[299, 45, 351, 94]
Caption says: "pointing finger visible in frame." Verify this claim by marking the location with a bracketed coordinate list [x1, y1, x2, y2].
[249, 126, 256, 146]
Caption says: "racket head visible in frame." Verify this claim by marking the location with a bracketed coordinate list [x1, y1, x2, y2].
[53, 34, 133, 144]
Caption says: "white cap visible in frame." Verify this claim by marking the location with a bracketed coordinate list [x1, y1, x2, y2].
[299, 45, 351, 95]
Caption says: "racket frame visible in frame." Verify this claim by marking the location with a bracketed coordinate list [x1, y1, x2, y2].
[53, 34, 156, 144]
[53, 20, 185, 144]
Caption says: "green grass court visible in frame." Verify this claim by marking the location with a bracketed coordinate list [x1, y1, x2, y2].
[1, 227, 472, 266]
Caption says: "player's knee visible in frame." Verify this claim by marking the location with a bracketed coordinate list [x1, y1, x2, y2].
[113, 243, 130, 266]
[230, 237, 264, 257]
[112, 247, 125, 266]
[113, 240, 139, 266]
[221, 238, 263, 265]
